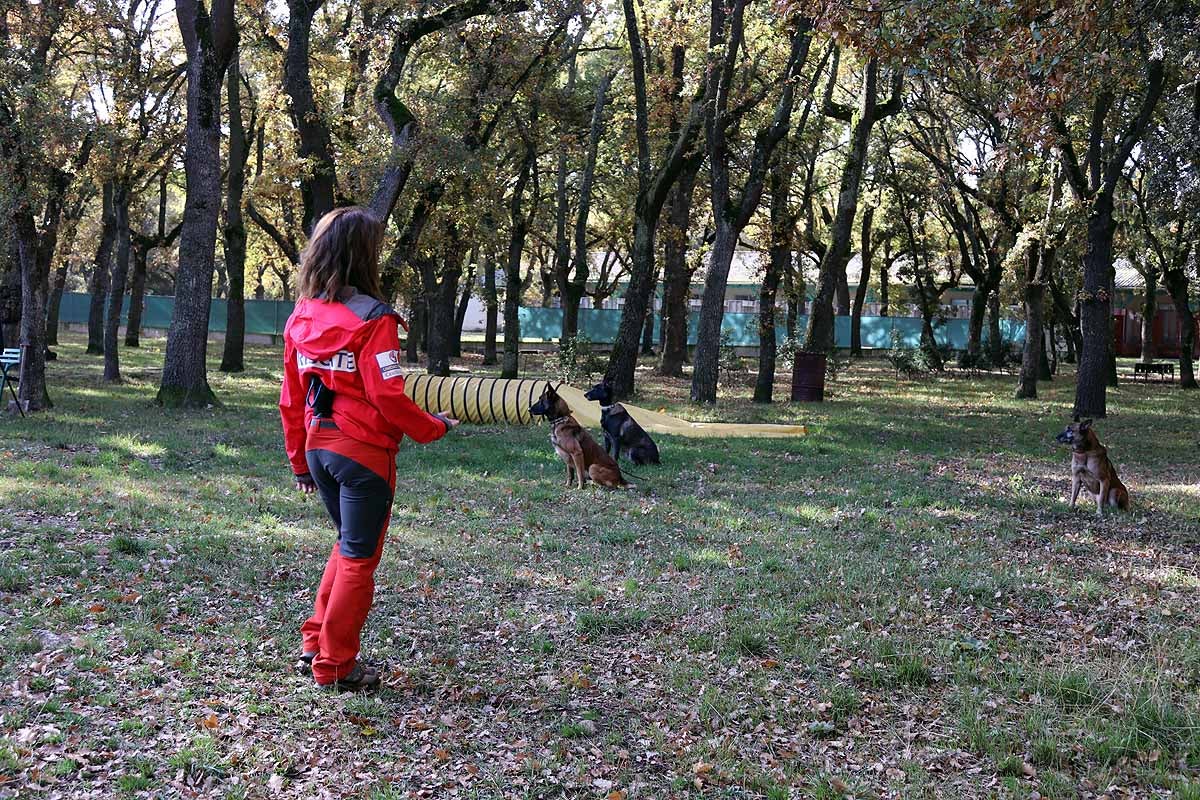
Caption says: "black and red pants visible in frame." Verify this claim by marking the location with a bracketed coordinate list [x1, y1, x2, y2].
[302, 420, 396, 685]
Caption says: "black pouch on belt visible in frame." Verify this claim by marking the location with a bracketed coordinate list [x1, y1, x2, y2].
[306, 375, 335, 418]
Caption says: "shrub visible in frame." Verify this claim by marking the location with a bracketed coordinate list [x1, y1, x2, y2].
[718, 329, 746, 383]
[886, 330, 931, 377]
[556, 335, 605, 385]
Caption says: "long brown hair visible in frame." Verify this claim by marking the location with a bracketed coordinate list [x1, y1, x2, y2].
[297, 206, 385, 301]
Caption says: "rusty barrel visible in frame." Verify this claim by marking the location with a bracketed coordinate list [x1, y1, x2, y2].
[790, 352, 827, 402]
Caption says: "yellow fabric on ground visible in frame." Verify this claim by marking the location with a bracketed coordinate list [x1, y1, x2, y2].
[403, 374, 807, 438]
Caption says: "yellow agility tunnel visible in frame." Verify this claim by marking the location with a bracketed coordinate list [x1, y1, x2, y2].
[401, 374, 807, 439]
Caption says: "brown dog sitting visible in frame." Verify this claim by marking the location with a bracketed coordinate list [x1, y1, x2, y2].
[1055, 417, 1130, 516]
[530, 383, 629, 489]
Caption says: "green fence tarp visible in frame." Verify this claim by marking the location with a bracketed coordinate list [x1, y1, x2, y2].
[57, 293, 1025, 349]
[516, 305, 1025, 349]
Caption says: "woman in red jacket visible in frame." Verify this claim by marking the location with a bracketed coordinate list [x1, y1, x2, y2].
[280, 206, 458, 691]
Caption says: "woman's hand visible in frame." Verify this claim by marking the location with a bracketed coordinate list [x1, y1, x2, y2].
[436, 414, 460, 430]
[295, 473, 317, 494]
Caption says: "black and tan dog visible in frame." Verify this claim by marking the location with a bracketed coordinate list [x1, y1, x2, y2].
[530, 383, 629, 489]
[583, 379, 661, 466]
[1055, 417, 1130, 515]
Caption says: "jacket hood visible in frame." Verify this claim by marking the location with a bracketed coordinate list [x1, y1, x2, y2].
[285, 293, 404, 359]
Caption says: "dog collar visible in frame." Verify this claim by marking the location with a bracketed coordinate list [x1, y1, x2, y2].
[549, 415, 571, 427]
[600, 404, 615, 412]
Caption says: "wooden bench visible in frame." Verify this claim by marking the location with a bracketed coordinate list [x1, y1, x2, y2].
[1, 347, 23, 417]
[1133, 361, 1174, 382]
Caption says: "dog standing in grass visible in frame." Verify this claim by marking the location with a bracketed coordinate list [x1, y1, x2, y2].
[530, 383, 629, 489]
[1055, 417, 1130, 516]
[584, 378, 661, 466]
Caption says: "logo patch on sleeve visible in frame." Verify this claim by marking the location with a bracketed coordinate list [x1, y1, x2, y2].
[375, 350, 404, 380]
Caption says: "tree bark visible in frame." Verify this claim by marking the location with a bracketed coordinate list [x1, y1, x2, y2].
[221, 54, 252, 373]
[423, 227, 466, 376]
[158, 0, 236, 408]
[657, 161, 701, 376]
[987, 292, 1003, 363]
[1015, 243, 1044, 398]
[691, 10, 812, 402]
[126, 245, 148, 346]
[88, 181, 117, 355]
[1016, 164, 1061, 398]
[1048, 270, 1081, 364]
[966, 284, 988, 358]
[552, 37, 583, 334]
[849, 207, 873, 358]
[103, 184, 132, 382]
[641, 269, 658, 355]
[451, 258, 474, 358]
[606, 0, 709, 399]
[0, 241, 20, 349]
[878, 249, 889, 317]
[562, 70, 614, 340]
[406, 293, 426, 363]
[835, 273, 850, 317]
[1052, 58, 1164, 418]
[45, 200, 83, 348]
[1139, 269, 1156, 364]
[128, 175, 179, 347]
[14, 208, 57, 409]
[803, 60, 901, 354]
[283, 0, 336, 234]
[482, 248, 498, 365]
[754, 153, 793, 403]
[1163, 264, 1196, 389]
[502, 143, 536, 379]
[1074, 192, 1118, 417]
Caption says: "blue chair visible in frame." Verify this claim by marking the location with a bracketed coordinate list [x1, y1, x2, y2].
[1, 347, 23, 417]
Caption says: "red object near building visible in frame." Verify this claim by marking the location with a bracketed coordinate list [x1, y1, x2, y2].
[1113, 308, 1200, 359]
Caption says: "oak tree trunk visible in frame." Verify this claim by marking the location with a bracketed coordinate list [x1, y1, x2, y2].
[1139, 270, 1156, 364]
[691, 10, 811, 402]
[562, 71, 614, 342]
[284, 0, 335, 234]
[221, 55, 251, 373]
[658, 164, 700, 376]
[103, 184, 132, 382]
[158, 0, 236, 408]
[88, 182, 116, 355]
[1074, 192, 1116, 418]
[1016, 244, 1044, 398]
[804, 59, 898, 354]
[0, 241, 20, 349]
[754, 154, 793, 403]
[125, 246, 148, 346]
[1163, 266, 1196, 389]
[482, 249, 498, 365]
[849, 207, 873, 357]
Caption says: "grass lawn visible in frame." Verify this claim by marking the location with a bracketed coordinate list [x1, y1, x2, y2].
[1, 333, 1198, 799]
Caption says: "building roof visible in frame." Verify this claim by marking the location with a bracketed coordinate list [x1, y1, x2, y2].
[1114, 260, 1144, 290]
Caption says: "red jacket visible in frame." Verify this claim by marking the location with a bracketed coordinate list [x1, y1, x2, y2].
[280, 291, 449, 476]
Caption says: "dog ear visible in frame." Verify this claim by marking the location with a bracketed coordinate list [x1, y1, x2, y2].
[554, 381, 564, 393]
[1080, 418, 1092, 429]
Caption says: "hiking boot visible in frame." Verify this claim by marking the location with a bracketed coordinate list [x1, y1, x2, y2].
[316, 663, 380, 692]
[295, 651, 317, 674]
